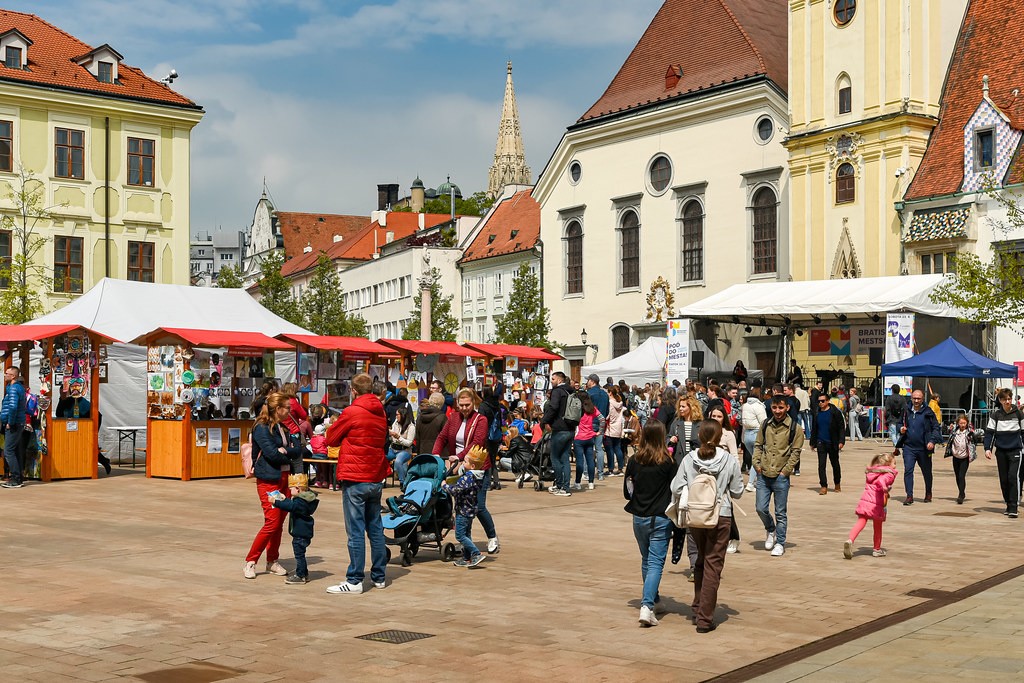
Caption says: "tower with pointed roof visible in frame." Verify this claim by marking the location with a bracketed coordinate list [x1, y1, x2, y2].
[487, 62, 531, 199]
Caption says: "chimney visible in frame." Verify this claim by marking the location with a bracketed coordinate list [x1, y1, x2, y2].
[376, 183, 399, 210]
[665, 65, 682, 91]
[332, 234, 343, 243]
[387, 183, 399, 208]
[303, 243, 312, 254]
[418, 213, 425, 230]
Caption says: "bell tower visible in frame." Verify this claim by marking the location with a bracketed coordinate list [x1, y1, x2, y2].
[487, 61, 531, 199]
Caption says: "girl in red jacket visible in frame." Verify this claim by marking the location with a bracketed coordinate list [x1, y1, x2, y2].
[844, 453, 898, 559]
[433, 388, 500, 554]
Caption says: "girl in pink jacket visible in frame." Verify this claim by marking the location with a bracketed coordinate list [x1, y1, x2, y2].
[844, 453, 898, 559]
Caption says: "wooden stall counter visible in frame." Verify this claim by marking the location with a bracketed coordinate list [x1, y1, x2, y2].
[147, 418, 250, 480]
[43, 418, 97, 481]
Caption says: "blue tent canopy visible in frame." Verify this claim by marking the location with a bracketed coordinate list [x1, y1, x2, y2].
[881, 337, 1017, 379]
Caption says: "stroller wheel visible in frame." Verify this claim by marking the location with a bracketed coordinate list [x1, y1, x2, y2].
[385, 547, 392, 564]
[534, 480, 543, 491]
[441, 543, 457, 562]
[401, 550, 413, 567]
[517, 477, 524, 489]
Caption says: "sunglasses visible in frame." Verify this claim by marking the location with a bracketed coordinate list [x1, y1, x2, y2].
[818, 399, 828, 403]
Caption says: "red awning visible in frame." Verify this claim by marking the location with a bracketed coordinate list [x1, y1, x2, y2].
[463, 343, 563, 361]
[149, 328, 294, 350]
[278, 334, 394, 355]
[0, 324, 120, 343]
[378, 339, 482, 358]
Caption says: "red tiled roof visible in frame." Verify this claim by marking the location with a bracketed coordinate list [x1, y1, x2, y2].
[0, 9, 199, 110]
[905, 0, 1024, 200]
[276, 212, 369, 261]
[577, 0, 787, 124]
[279, 248, 323, 278]
[460, 189, 538, 264]
[330, 213, 454, 262]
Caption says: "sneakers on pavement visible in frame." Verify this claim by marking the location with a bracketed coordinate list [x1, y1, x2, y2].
[638, 605, 659, 627]
[547, 485, 559, 492]
[285, 574, 308, 585]
[326, 581, 363, 594]
[243, 561, 257, 579]
[872, 549, 887, 557]
[267, 561, 288, 576]
[1010, 511, 1020, 519]
[726, 540, 739, 554]
[1, 480, 23, 489]
[764, 531, 775, 550]
[843, 540, 853, 560]
[570, 483, 582, 491]
[373, 580, 387, 589]
[487, 537, 500, 554]
[453, 558, 469, 567]
[745, 482, 756, 493]
[553, 488, 572, 497]
[923, 494, 932, 503]
[771, 544, 785, 557]
[903, 496, 914, 506]
[468, 554, 485, 568]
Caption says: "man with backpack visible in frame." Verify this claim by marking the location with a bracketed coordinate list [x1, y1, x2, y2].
[542, 371, 578, 496]
[1, 367, 27, 489]
[753, 395, 804, 557]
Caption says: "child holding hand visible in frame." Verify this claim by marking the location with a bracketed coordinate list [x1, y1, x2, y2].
[442, 446, 490, 568]
[844, 453, 898, 559]
[268, 473, 319, 584]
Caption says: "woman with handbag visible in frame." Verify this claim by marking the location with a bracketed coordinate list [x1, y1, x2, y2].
[433, 388, 500, 554]
[623, 420, 680, 627]
[244, 392, 305, 580]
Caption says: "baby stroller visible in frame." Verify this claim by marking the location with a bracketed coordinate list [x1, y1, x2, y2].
[525, 432, 555, 491]
[381, 454, 458, 566]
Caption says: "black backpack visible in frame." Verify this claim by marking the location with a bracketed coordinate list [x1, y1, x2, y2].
[761, 419, 798, 451]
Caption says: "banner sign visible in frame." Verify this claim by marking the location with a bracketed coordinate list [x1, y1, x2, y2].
[883, 313, 915, 394]
[665, 318, 690, 385]
[808, 326, 884, 355]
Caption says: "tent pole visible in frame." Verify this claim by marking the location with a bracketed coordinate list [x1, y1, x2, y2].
[969, 378, 975, 426]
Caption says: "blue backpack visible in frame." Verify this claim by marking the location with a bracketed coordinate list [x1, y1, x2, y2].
[488, 412, 502, 442]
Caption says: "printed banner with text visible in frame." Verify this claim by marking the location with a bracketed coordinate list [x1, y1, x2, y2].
[883, 313, 915, 394]
[665, 319, 690, 385]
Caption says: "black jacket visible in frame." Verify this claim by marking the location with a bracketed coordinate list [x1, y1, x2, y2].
[384, 395, 409, 426]
[505, 435, 534, 472]
[667, 418, 700, 454]
[623, 452, 682, 518]
[810, 406, 847, 448]
[273, 490, 319, 539]
[415, 404, 448, 455]
[542, 383, 574, 432]
[252, 422, 303, 482]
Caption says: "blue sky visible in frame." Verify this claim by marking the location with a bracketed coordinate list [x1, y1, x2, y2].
[13, 0, 664, 233]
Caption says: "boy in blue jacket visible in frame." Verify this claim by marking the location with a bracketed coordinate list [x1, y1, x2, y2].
[442, 446, 489, 568]
[269, 474, 320, 584]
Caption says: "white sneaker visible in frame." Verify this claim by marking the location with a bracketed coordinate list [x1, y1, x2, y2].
[487, 537, 500, 554]
[266, 561, 288, 576]
[726, 540, 739, 554]
[243, 561, 257, 579]
[764, 531, 775, 551]
[745, 482, 756, 492]
[547, 485, 559, 492]
[588, 482, 595, 490]
[638, 605, 659, 627]
[553, 489, 572, 497]
[522, 473, 532, 482]
[326, 581, 364, 594]
[843, 540, 853, 560]
[771, 543, 785, 557]
[570, 483, 582, 491]
[373, 581, 387, 589]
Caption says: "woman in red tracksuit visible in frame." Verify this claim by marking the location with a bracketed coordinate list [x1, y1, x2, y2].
[433, 388, 499, 554]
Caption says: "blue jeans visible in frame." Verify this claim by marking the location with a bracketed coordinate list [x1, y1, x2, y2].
[292, 536, 311, 577]
[743, 429, 759, 485]
[455, 514, 479, 560]
[593, 432, 606, 475]
[633, 515, 672, 609]
[550, 430, 573, 490]
[755, 474, 790, 545]
[799, 410, 811, 437]
[574, 438, 595, 484]
[888, 423, 901, 447]
[341, 481, 387, 584]
[476, 469, 496, 539]
[390, 449, 413, 485]
[606, 437, 624, 471]
[4, 426, 22, 483]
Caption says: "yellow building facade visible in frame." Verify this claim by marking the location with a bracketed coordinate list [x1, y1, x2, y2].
[785, 0, 966, 380]
[0, 11, 202, 315]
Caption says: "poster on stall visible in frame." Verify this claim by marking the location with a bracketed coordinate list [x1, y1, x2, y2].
[195, 428, 207, 448]
[298, 353, 317, 392]
[884, 313, 915, 395]
[466, 363, 478, 382]
[262, 353, 275, 379]
[207, 428, 223, 454]
[227, 428, 241, 454]
[407, 375, 420, 418]
[369, 364, 386, 384]
[505, 356, 519, 372]
[318, 351, 338, 380]
[665, 318, 690, 385]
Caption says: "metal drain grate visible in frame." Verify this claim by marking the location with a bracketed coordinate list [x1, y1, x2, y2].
[933, 511, 976, 517]
[356, 629, 435, 644]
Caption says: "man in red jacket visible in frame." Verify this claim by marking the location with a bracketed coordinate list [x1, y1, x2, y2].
[325, 373, 390, 594]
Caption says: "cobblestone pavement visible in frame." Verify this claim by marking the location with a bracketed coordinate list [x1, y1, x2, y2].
[1, 440, 1022, 682]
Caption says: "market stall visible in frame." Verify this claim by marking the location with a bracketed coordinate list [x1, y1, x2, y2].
[377, 339, 484, 410]
[277, 334, 398, 411]
[136, 327, 295, 481]
[463, 342, 563, 408]
[0, 324, 118, 481]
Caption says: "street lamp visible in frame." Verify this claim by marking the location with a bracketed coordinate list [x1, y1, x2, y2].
[580, 328, 598, 354]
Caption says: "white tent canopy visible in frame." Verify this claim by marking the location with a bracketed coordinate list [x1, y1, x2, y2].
[582, 337, 732, 386]
[30, 278, 310, 341]
[676, 274, 958, 326]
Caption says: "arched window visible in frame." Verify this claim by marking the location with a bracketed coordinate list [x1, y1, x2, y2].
[612, 326, 631, 358]
[565, 220, 583, 294]
[836, 163, 855, 204]
[837, 73, 852, 115]
[619, 210, 640, 289]
[834, 0, 856, 26]
[752, 187, 777, 275]
[681, 200, 704, 282]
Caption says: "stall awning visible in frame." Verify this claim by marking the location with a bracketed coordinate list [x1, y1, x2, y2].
[378, 339, 481, 359]
[0, 324, 120, 343]
[278, 334, 395, 356]
[463, 343, 563, 361]
[675, 274, 959, 326]
[145, 328, 294, 350]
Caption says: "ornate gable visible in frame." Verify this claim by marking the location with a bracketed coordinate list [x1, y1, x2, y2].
[961, 93, 1021, 193]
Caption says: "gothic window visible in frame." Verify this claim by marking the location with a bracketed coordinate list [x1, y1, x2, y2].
[837, 73, 852, 115]
[612, 326, 631, 358]
[681, 200, 704, 282]
[619, 210, 640, 289]
[836, 163, 855, 204]
[565, 220, 583, 294]
[752, 187, 778, 275]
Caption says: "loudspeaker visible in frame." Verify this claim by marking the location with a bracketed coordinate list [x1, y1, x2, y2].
[869, 348, 884, 366]
[691, 351, 705, 368]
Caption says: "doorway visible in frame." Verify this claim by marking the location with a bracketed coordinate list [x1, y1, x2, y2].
[755, 352, 776, 386]
[569, 360, 582, 386]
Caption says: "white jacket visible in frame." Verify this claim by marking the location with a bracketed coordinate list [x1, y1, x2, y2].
[741, 397, 768, 430]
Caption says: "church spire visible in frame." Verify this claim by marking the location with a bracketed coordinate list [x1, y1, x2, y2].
[487, 61, 531, 199]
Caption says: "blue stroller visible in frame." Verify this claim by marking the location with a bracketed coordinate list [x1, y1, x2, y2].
[382, 454, 458, 566]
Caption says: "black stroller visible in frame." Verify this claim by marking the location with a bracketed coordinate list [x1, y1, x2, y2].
[524, 432, 555, 491]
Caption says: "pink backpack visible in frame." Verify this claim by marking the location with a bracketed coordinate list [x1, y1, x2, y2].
[241, 435, 255, 478]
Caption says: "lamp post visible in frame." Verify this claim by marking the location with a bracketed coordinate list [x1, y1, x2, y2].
[581, 328, 598, 360]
